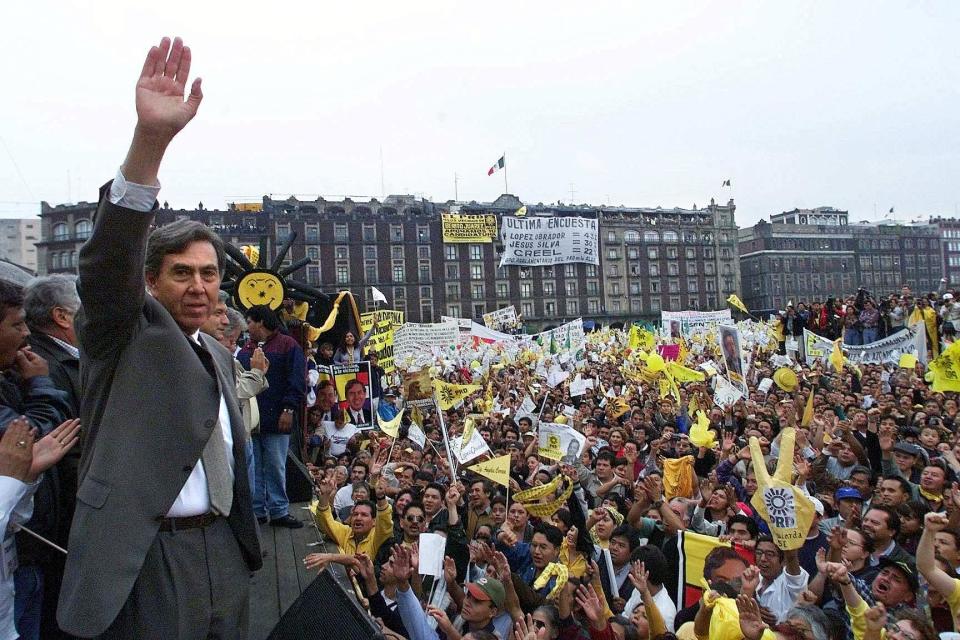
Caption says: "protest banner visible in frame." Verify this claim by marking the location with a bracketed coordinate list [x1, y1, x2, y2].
[661, 310, 733, 336]
[538, 422, 586, 462]
[441, 316, 473, 331]
[528, 318, 586, 354]
[803, 326, 928, 368]
[658, 344, 680, 361]
[471, 322, 520, 344]
[482, 305, 520, 332]
[401, 369, 435, 408]
[394, 320, 460, 360]
[328, 362, 375, 430]
[359, 309, 404, 374]
[499, 215, 599, 266]
[441, 213, 498, 243]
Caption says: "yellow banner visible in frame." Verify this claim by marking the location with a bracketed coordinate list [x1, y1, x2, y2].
[232, 202, 263, 212]
[360, 309, 404, 374]
[441, 214, 498, 243]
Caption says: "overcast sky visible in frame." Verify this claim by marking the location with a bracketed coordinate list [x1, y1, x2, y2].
[1, 2, 958, 227]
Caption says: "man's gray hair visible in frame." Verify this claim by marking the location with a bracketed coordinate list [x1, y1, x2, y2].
[24, 275, 80, 330]
[144, 220, 225, 278]
[225, 307, 246, 334]
[218, 290, 231, 305]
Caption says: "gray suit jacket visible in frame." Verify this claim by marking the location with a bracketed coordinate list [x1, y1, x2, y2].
[57, 183, 262, 637]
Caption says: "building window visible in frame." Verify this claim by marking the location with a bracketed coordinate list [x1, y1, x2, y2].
[667, 247, 678, 259]
[417, 225, 430, 242]
[393, 264, 405, 282]
[629, 282, 641, 295]
[564, 264, 576, 278]
[565, 281, 578, 296]
[586, 281, 599, 295]
[611, 282, 621, 295]
[420, 286, 432, 299]
[668, 279, 679, 294]
[74, 220, 92, 240]
[334, 223, 348, 242]
[648, 248, 658, 260]
[394, 287, 406, 299]
[391, 246, 404, 260]
[688, 263, 697, 275]
[520, 282, 532, 298]
[566, 299, 579, 315]
[663, 231, 678, 243]
[721, 248, 731, 259]
[445, 245, 458, 261]
[687, 278, 699, 292]
[365, 262, 377, 282]
[545, 301, 556, 315]
[704, 262, 715, 275]
[364, 245, 377, 260]
[52, 224, 68, 241]
[470, 264, 483, 280]
[607, 248, 619, 260]
[612, 300, 621, 312]
[649, 264, 659, 277]
[650, 297, 661, 313]
[446, 283, 460, 300]
[420, 304, 434, 323]
[544, 282, 555, 296]
[607, 230, 617, 242]
[669, 296, 681, 309]
[446, 304, 460, 317]
[628, 247, 639, 260]
[445, 263, 460, 279]
[362, 224, 376, 242]
[624, 230, 640, 243]
[686, 247, 696, 260]
[588, 299, 599, 313]
[306, 266, 320, 284]
[644, 231, 660, 243]
[472, 283, 484, 298]
[276, 223, 290, 242]
[418, 246, 430, 260]
[418, 263, 431, 282]
[469, 244, 483, 260]
[473, 302, 486, 318]
[545, 266, 556, 278]
[335, 246, 349, 260]
[631, 299, 642, 313]
[390, 225, 404, 242]
[307, 246, 320, 261]
[650, 280, 661, 294]
[496, 282, 508, 298]
[336, 264, 349, 284]
[667, 262, 679, 276]
[521, 302, 533, 317]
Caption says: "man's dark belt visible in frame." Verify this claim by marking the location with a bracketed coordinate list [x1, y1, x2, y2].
[157, 512, 218, 532]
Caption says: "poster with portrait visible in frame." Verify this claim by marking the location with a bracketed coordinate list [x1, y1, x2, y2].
[401, 368, 435, 408]
[331, 362, 374, 430]
[716, 324, 748, 395]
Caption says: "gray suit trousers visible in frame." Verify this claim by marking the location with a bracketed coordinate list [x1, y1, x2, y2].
[95, 518, 249, 639]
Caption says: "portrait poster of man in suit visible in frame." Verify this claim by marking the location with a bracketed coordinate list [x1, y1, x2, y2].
[333, 362, 374, 430]
[718, 324, 748, 394]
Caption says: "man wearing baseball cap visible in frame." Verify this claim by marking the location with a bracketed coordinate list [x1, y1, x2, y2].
[819, 487, 864, 535]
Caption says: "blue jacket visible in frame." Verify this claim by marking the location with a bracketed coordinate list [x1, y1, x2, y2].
[238, 332, 306, 433]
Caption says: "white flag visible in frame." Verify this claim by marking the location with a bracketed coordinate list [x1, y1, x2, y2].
[371, 286, 388, 304]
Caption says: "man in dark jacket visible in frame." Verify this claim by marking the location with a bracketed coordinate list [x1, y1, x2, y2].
[24, 275, 81, 419]
[238, 305, 306, 528]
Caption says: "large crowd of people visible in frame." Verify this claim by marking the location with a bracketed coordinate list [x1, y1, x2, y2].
[4, 35, 960, 640]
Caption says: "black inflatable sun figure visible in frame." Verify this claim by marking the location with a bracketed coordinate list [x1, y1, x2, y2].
[219, 231, 363, 341]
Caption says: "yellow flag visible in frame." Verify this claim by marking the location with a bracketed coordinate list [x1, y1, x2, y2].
[688, 411, 717, 449]
[608, 395, 631, 418]
[515, 205, 527, 217]
[749, 428, 815, 550]
[628, 325, 642, 350]
[469, 454, 511, 487]
[926, 341, 960, 392]
[727, 294, 749, 315]
[434, 380, 482, 410]
[666, 361, 706, 384]
[379, 408, 404, 438]
[801, 387, 815, 427]
[637, 329, 655, 351]
[829, 339, 845, 373]
[908, 306, 924, 327]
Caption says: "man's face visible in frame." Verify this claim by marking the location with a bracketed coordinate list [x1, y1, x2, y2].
[892, 451, 916, 471]
[862, 509, 892, 543]
[871, 567, 912, 607]
[0, 306, 28, 369]
[729, 522, 753, 545]
[423, 488, 443, 515]
[530, 533, 559, 569]
[608, 535, 631, 566]
[469, 482, 489, 509]
[755, 542, 783, 581]
[936, 532, 960, 564]
[146, 241, 220, 333]
[399, 467, 415, 489]
[350, 504, 375, 537]
[878, 480, 908, 507]
[200, 302, 229, 340]
[595, 459, 612, 481]
[920, 466, 946, 493]
[709, 557, 747, 590]
[837, 442, 858, 465]
[350, 465, 367, 484]
[347, 382, 366, 411]
[848, 472, 872, 498]
[461, 593, 496, 625]
[401, 506, 425, 539]
[246, 317, 267, 343]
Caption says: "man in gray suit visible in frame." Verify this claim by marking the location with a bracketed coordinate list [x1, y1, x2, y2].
[57, 37, 261, 638]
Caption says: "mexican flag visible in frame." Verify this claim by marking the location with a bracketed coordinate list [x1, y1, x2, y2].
[487, 155, 505, 176]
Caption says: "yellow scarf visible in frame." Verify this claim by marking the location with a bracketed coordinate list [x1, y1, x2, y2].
[919, 486, 943, 503]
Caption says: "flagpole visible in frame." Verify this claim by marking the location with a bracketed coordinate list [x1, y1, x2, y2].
[434, 392, 458, 478]
[502, 151, 508, 194]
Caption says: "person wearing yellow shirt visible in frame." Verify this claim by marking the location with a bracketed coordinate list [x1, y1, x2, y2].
[918, 511, 960, 634]
[311, 470, 393, 557]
